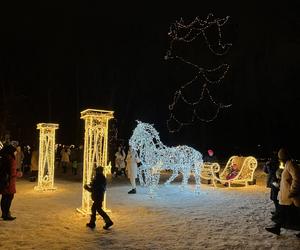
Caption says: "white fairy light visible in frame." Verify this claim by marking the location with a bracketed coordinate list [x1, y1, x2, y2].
[165, 13, 232, 133]
[129, 121, 203, 194]
[34, 123, 59, 191]
[77, 109, 114, 215]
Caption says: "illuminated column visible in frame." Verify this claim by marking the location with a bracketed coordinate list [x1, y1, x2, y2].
[77, 109, 114, 214]
[35, 123, 59, 191]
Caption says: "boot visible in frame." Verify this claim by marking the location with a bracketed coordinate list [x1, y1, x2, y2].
[86, 222, 96, 229]
[128, 188, 136, 194]
[3, 216, 16, 221]
[103, 220, 113, 230]
[2, 212, 16, 221]
[265, 226, 280, 235]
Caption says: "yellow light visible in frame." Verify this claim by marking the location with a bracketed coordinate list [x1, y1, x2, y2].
[279, 161, 285, 169]
[77, 109, 114, 215]
[35, 123, 59, 191]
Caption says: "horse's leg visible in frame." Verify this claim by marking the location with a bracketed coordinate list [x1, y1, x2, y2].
[180, 168, 190, 191]
[149, 168, 161, 196]
[138, 167, 145, 186]
[164, 169, 179, 185]
[193, 162, 201, 194]
[146, 169, 153, 187]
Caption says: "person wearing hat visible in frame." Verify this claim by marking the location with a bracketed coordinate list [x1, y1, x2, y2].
[204, 149, 217, 163]
[84, 166, 113, 230]
[0, 144, 22, 220]
[265, 148, 300, 237]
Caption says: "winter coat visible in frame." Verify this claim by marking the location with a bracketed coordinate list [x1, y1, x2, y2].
[278, 160, 300, 207]
[30, 150, 39, 171]
[126, 150, 140, 179]
[115, 150, 125, 170]
[84, 173, 106, 202]
[60, 149, 70, 163]
[0, 155, 17, 194]
[15, 149, 24, 169]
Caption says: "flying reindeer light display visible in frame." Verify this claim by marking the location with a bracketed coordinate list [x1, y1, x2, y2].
[35, 123, 59, 191]
[165, 13, 232, 132]
[129, 121, 203, 194]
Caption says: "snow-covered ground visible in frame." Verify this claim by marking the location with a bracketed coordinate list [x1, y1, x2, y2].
[1, 167, 300, 250]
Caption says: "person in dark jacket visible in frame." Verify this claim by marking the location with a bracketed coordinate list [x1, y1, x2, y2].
[263, 150, 280, 215]
[0, 144, 22, 220]
[84, 166, 113, 230]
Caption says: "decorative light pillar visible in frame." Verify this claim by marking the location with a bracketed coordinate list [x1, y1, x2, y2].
[35, 123, 59, 191]
[77, 109, 114, 214]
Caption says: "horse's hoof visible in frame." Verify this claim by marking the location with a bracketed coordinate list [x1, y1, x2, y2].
[194, 188, 201, 195]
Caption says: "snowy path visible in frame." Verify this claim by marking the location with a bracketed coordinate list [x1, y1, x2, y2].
[1, 169, 300, 249]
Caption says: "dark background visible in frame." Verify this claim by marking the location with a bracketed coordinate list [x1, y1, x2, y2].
[0, 2, 300, 159]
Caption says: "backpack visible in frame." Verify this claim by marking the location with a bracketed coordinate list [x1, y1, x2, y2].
[0, 156, 10, 191]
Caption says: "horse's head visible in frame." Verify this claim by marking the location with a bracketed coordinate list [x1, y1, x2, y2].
[129, 121, 161, 152]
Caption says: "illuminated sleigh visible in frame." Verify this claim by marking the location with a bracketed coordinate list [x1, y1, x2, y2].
[209, 156, 258, 187]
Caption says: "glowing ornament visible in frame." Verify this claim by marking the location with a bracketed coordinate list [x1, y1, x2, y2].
[34, 123, 59, 191]
[129, 121, 203, 193]
[77, 109, 114, 215]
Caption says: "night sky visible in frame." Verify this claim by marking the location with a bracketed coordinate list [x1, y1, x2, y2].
[1, 2, 300, 158]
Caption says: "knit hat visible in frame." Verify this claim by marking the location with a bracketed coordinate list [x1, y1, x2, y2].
[278, 148, 291, 161]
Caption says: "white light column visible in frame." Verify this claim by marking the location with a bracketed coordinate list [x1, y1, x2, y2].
[77, 109, 114, 214]
[35, 123, 59, 191]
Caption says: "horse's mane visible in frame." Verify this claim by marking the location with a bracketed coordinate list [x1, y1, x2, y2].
[135, 121, 165, 149]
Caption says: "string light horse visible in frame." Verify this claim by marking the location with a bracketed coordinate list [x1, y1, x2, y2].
[129, 121, 203, 193]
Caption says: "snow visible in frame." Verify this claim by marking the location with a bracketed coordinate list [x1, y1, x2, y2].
[1, 167, 300, 250]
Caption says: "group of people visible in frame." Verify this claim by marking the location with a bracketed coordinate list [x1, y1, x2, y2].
[2, 141, 300, 236]
[56, 145, 83, 175]
[264, 148, 300, 237]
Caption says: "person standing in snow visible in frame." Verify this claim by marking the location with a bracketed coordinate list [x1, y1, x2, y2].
[0, 144, 22, 220]
[29, 146, 39, 182]
[115, 145, 126, 177]
[15, 145, 24, 173]
[60, 146, 70, 173]
[263, 150, 280, 216]
[84, 166, 113, 230]
[125, 146, 140, 194]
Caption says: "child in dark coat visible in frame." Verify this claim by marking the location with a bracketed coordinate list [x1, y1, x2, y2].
[84, 166, 113, 230]
[263, 151, 280, 216]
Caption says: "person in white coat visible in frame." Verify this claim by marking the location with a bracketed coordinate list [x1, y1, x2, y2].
[125, 146, 140, 194]
[115, 146, 126, 177]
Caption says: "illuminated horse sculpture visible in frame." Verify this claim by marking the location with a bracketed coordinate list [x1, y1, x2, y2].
[129, 121, 203, 192]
